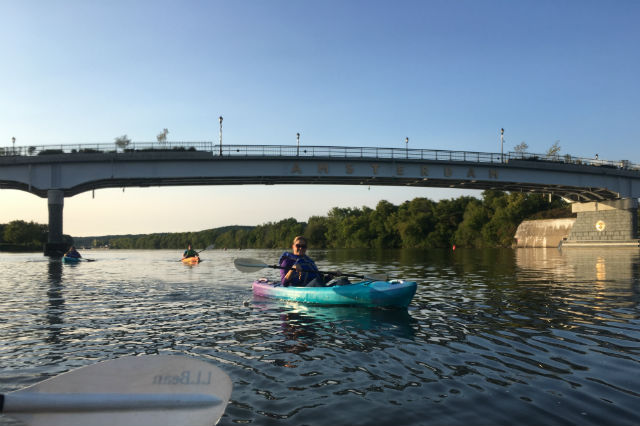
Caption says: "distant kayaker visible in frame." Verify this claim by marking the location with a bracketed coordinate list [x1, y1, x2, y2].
[65, 246, 82, 258]
[280, 236, 341, 287]
[182, 244, 198, 259]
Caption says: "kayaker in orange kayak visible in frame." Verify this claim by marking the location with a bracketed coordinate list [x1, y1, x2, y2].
[182, 244, 199, 262]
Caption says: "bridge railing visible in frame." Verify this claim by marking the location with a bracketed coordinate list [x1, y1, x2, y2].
[1, 142, 637, 171]
[0, 141, 215, 157]
[228, 144, 504, 162]
[0, 142, 504, 162]
[506, 151, 638, 171]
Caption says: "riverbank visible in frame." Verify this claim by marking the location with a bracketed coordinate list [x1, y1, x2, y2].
[0, 243, 41, 252]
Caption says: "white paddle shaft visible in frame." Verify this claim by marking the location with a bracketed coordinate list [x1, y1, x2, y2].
[3, 392, 221, 413]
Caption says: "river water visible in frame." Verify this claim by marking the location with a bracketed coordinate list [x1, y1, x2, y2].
[0, 248, 638, 426]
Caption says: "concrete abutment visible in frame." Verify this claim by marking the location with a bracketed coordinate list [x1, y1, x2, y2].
[563, 198, 639, 247]
[516, 198, 639, 248]
[44, 189, 67, 257]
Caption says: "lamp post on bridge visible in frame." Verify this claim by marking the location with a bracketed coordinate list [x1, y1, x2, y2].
[500, 128, 504, 163]
[405, 137, 409, 159]
[219, 116, 223, 156]
[11, 137, 15, 155]
[297, 132, 300, 156]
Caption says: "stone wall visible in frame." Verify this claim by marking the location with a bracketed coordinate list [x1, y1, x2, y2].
[514, 218, 576, 248]
[567, 199, 638, 241]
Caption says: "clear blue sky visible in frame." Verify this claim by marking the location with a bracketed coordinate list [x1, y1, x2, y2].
[1, 1, 639, 236]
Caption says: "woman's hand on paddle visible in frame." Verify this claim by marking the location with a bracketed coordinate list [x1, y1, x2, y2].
[293, 264, 303, 278]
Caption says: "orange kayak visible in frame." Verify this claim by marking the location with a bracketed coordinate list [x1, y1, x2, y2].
[182, 256, 200, 265]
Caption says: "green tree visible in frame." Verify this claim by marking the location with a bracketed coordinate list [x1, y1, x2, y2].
[306, 216, 329, 248]
[395, 198, 437, 248]
[454, 199, 490, 247]
[369, 200, 400, 248]
[3, 220, 47, 246]
[325, 207, 357, 248]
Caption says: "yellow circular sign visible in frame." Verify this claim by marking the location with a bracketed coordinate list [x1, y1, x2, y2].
[595, 220, 606, 231]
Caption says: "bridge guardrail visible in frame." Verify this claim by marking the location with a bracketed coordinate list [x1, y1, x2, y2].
[0, 142, 637, 171]
[507, 152, 639, 171]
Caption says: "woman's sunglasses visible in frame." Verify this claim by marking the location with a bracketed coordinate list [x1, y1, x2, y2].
[295, 244, 307, 249]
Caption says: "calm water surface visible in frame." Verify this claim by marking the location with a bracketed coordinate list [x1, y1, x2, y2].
[1, 248, 639, 425]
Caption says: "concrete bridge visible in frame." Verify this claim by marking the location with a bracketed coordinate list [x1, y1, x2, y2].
[1, 142, 639, 254]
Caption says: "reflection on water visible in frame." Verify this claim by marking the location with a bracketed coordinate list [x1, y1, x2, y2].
[516, 247, 640, 309]
[517, 246, 640, 281]
[46, 260, 64, 345]
[251, 301, 416, 366]
[1, 249, 639, 426]
[561, 247, 640, 282]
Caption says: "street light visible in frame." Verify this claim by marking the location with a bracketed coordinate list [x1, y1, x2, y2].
[405, 137, 409, 158]
[297, 132, 300, 156]
[500, 128, 504, 163]
[12, 137, 16, 155]
[219, 116, 223, 156]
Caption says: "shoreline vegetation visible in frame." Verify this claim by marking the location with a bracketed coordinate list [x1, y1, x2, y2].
[2, 191, 576, 252]
[0, 221, 72, 252]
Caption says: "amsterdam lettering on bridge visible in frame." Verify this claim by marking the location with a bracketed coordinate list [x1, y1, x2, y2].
[289, 162, 499, 179]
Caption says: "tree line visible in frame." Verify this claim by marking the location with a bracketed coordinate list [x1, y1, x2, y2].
[1, 191, 573, 252]
[70, 190, 571, 250]
[0, 220, 72, 251]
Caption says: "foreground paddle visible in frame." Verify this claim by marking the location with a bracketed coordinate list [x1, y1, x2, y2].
[0, 355, 232, 426]
[234, 257, 388, 281]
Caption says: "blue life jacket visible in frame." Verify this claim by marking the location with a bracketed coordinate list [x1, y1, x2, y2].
[278, 251, 320, 286]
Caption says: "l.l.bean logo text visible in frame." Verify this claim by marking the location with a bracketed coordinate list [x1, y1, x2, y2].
[153, 370, 213, 385]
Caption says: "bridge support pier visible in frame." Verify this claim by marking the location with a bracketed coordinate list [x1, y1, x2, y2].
[44, 190, 67, 257]
[562, 198, 639, 247]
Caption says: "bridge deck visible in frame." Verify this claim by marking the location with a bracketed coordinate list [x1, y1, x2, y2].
[1, 143, 639, 202]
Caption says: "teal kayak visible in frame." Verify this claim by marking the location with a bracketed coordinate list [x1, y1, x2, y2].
[62, 256, 81, 263]
[252, 278, 417, 308]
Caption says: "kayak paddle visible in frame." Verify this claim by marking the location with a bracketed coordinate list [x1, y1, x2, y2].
[234, 257, 388, 281]
[195, 244, 215, 256]
[0, 355, 232, 426]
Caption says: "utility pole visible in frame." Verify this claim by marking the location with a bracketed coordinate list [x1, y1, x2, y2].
[219, 116, 223, 156]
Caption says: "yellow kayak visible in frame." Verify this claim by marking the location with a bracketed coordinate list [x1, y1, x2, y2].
[181, 256, 200, 265]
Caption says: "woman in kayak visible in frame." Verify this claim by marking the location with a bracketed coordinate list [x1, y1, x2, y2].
[65, 246, 82, 258]
[182, 244, 199, 259]
[279, 236, 343, 287]
[279, 236, 323, 286]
